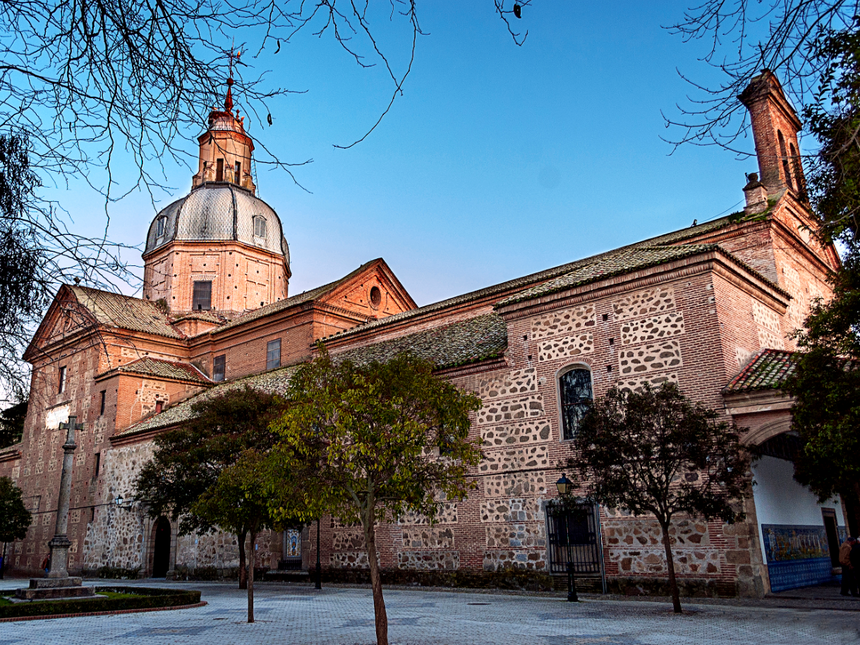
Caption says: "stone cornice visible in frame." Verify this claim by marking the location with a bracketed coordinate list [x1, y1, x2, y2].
[496, 250, 789, 322]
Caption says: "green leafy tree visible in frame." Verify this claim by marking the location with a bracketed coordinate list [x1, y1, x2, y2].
[192, 450, 301, 623]
[270, 348, 482, 645]
[787, 251, 860, 534]
[566, 384, 750, 614]
[782, 18, 860, 536]
[135, 386, 283, 589]
[0, 399, 27, 449]
[0, 476, 32, 576]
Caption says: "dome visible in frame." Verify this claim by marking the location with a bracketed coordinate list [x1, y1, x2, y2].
[144, 184, 289, 265]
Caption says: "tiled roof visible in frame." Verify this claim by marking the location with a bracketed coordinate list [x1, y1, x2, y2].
[322, 217, 743, 343]
[643, 215, 737, 246]
[120, 314, 508, 437]
[117, 363, 302, 436]
[214, 260, 379, 334]
[723, 349, 797, 393]
[116, 357, 212, 384]
[497, 244, 722, 306]
[336, 313, 508, 371]
[171, 311, 225, 325]
[0, 443, 22, 461]
[70, 286, 182, 339]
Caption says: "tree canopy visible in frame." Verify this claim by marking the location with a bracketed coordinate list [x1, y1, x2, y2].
[666, 1, 859, 153]
[0, 476, 32, 544]
[269, 348, 482, 645]
[135, 385, 284, 588]
[0, 399, 27, 449]
[567, 383, 750, 613]
[192, 449, 299, 622]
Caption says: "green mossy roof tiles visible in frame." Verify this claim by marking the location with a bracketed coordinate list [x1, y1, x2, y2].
[335, 313, 508, 371]
[723, 349, 797, 393]
[70, 286, 182, 339]
[120, 314, 507, 437]
[116, 357, 211, 384]
[497, 244, 722, 306]
[117, 363, 302, 436]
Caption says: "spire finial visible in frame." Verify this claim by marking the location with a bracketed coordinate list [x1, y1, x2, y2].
[225, 47, 240, 113]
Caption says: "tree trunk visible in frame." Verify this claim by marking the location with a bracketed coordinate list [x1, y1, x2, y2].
[659, 520, 682, 614]
[364, 518, 388, 645]
[247, 530, 256, 624]
[238, 530, 248, 590]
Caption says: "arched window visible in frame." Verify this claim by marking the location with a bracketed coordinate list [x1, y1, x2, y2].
[253, 215, 267, 238]
[558, 366, 593, 440]
[778, 130, 795, 190]
[789, 142, 804, 196]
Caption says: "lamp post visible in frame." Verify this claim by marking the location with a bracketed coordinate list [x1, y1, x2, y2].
[556, 473, 579, 602]
[315, 518, 322, 590]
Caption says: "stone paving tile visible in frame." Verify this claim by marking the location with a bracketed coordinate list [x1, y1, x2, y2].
[0, 580, 857, 645]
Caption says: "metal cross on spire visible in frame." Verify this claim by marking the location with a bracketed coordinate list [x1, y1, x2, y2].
[224, 46, 241, 113]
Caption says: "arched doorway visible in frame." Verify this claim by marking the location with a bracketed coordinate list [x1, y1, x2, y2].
[152, 517, 171, 578]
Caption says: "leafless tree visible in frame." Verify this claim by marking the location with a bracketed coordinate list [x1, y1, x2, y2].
[0, 0, 534, 399]
[664, 1, 859, 154]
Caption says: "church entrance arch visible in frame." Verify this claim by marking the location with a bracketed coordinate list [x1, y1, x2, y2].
[152, 517, 171, 578]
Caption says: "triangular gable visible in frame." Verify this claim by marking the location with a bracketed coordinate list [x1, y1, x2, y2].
[23, 285, 100, 362]
[319, 258, 417, 320]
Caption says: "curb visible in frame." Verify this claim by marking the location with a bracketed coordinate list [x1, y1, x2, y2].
[0, 600, 207, 622]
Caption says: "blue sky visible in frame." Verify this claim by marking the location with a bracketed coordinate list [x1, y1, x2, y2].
[50, 2, 775, 306]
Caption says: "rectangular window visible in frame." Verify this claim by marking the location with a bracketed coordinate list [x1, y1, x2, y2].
[216, 158, 224, 181]
[192, 281, 212, 311]
[234, 161, 241, 182]
[266, 339, 281, 370]
[213, 355, 226, 382]
[32, 495, 41, 512]
[254, 216, 266, 238]
[93, 453, 101, 478]
[99, 390, 106, 416]
[58, 366, 67, 394]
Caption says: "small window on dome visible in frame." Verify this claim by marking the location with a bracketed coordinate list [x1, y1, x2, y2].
[156, 216, 166, 238]
[254, 216, 267, 238]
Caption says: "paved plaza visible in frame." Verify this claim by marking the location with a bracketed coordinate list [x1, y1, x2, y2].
[1, 579, 858, 645]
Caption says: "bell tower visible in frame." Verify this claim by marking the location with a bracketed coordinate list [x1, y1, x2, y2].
[739, 70, 806, 197]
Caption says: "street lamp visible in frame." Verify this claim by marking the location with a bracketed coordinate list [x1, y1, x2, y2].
[555, 474, 579, 602]
[315, 518, 322, 590]
[114, 495, 124, 507]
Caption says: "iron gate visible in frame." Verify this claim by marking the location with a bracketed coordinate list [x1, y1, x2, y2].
[545, 500, 603, 577]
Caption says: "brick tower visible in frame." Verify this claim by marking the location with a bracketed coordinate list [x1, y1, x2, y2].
[739, 69, 806, 196]
[142, 80, 290, 316]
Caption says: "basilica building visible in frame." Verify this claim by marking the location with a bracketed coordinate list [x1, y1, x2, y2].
[0, 71, 848, 596]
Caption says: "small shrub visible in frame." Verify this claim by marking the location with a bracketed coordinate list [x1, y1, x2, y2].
[0, 586, 201, 619]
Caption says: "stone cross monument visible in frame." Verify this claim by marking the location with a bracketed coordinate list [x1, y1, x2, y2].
[15, 415, 95, 599]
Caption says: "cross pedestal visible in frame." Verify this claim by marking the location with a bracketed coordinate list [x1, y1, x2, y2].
[15, 415, 95, 600]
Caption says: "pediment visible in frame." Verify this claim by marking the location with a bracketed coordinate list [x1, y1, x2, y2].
[23, 286, 99, 361]
[319, 259, 416, 320]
